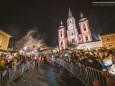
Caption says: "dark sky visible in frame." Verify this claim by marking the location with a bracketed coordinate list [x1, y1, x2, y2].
[0, 0, 115, 46]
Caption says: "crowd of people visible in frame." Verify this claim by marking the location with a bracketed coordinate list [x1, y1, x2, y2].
[0, 52, 33, 85]
[55, 49, 115, 75]
[33, 48, 115, 75]
[0, 53, 32, 71]
[0, 48, 115, 86]
[0, 48, 115, 75]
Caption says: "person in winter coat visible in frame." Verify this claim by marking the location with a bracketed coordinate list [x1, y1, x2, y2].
[84, 57, 102, 71]
[43, 55, 47, 64]
[46, 54, 50, 63]
[35, 56, 40, 66]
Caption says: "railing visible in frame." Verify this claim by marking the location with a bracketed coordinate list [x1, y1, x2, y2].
[56, 58, 115, 86]
[0, 59, 34, 86]
[0, 57, 115, 86]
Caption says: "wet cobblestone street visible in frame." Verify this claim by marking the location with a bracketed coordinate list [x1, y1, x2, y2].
[11, 63, 83, 86]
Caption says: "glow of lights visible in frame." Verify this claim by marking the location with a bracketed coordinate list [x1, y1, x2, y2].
[19, 50, 24, 54]
[32, 51, 34, 54]
[23, 46, 27, 51]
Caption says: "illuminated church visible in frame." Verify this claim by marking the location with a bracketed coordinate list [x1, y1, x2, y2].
[58, 8, 103, 49]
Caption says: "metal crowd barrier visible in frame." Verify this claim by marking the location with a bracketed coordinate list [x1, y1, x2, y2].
[56, 58, 115, 86]
[0, 59, 34, 86]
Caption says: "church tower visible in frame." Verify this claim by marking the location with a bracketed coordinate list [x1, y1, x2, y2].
[67, 8, 78, 45]
[58, 20, 67, 49]
[78, 12, 92, 43]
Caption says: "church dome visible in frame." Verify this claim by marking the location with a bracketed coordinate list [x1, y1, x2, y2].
[79, 12, 87, 22]
[59, 20, 65, 29]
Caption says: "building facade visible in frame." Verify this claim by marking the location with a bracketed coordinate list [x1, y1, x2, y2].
[101, 33, 115, 48]
[67, 8, 78, 44]
[78, 12, 93, 43]
[0, 30, 11, 50]
[58, 20, 67, 49]
[58, 8, 103, 49]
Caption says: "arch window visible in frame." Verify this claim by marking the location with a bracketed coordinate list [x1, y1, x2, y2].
[71, 33, 73, 36]
[61, 41, 63, 46]
[85, 36, 88, 42]
[83, 24, 86, 31]
[79, 37, 81, 41]
[72, 39, 75, 43]
[60, 31, 62, 37]
[78, 37, 82, 43]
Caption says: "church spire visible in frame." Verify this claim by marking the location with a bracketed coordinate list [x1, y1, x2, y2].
[68, 8, 72, 17]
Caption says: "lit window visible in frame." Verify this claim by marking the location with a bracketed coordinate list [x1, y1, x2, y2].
[83, 24, 86, 31]
[106, 37, 111, 41]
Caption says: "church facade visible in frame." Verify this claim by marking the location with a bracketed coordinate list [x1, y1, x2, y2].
[58, 8, 103, 49]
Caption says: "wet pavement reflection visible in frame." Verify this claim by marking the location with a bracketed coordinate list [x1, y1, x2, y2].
[11, 63, 83, 86]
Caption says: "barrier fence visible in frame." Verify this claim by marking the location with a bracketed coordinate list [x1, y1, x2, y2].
[56, 58, 115, 86]
[0, 57, 115, 86]
[0, 59, 34, 86]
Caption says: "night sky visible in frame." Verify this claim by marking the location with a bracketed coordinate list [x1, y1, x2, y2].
[0, 0, 115, 46]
